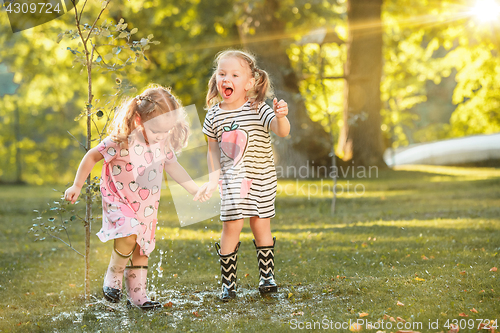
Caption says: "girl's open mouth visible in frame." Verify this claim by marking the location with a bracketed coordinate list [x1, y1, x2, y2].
[223, 87, 233, 98]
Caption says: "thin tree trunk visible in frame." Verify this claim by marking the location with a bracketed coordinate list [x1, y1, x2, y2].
[337, 0, 386, 167]
[237, 0, 331, 174]
[14, 102, 22, 183]
[84, 48, 93, 300]
[319, 44, 337, 216]
[73, 0, 95, 299]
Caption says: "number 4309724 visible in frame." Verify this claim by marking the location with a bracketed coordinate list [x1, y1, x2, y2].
[5, 2, 61, 14]
[444, 319, 498, 330]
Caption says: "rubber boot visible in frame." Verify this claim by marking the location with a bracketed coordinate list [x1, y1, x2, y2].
[215, 241, 241, 301]
[253, 237, 278, 294]
[124, 266, 162, 310]
[102, 246, 134, 303]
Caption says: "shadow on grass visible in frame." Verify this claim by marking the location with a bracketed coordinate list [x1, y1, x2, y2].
[1, 167, 500, 332]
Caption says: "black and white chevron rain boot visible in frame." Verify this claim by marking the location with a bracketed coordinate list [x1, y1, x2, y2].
[215, 241, 241, 301]
[253, 237, 278, 294]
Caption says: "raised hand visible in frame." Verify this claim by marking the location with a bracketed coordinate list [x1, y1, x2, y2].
[273, 97, 288, 118]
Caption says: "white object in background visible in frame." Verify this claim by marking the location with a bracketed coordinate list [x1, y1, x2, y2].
[384, 133, 500, 167]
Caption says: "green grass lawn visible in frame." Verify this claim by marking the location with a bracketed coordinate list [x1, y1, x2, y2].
[1, 165, 499, 332]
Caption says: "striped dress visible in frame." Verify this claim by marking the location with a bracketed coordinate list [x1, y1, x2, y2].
[202, 101, 277, 221]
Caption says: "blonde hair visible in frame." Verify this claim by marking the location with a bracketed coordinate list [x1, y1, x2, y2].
[108, 84, 189, 152]
[205, 49, 274, 109]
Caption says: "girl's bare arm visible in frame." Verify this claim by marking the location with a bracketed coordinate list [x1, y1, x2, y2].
[64, 147, 104, 204]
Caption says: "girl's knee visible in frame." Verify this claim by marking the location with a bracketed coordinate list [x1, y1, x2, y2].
[114, 235, 137, 256]
[222, 225, 242, 236]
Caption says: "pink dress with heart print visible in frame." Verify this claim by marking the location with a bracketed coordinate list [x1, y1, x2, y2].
[95, 134, 176, 256]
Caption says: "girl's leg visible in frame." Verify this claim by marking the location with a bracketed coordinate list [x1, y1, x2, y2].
[220, 218, 244, 254]
[129, 243, 148, 266]
[103, 235, 137, 302]
[217, 218, 244, 300]
[249, 217, 273, 247]
[249, 216, 278, 294]
[124, 244, 161, 310]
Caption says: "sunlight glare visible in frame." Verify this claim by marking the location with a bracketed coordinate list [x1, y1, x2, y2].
[471, 0, 500, 22]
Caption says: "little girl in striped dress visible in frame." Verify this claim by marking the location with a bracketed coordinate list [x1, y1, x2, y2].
[194, 50, 290, 300]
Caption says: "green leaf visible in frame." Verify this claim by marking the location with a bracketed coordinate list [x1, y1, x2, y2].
[130, 28, 138, 35]
[100, 28, 110, 37]
[104, 53, 114, 62]
[118, 32, 128, 39]
[223, 126, 231, 131]
[56, 33, 64, 43]
[147, 34, 154, 39]
[95, 56, 102, 63]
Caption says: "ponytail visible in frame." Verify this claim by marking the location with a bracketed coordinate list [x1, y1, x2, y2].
[167, 114, 190, 152]
[205, 72, 220, 109]
[109, 98, 139, 143]
[250, 67, 273, 109]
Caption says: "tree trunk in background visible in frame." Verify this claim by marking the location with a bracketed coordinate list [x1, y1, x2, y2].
[337, 0, 387, 167]
[238, 0, 331, 174]
[14, 102, 22, 183]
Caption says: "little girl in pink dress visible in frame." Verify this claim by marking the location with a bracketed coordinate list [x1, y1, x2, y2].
[65, 85, 198, 309]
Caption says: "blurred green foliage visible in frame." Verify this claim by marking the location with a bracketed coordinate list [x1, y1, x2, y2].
[0, 0, 499, 184]
[381, 0, 500, 147]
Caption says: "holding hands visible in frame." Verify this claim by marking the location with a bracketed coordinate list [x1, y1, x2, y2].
[273, 97, 288, 118]
[193, 181, 218, 202]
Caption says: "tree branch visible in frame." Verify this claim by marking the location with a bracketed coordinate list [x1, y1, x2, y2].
[84, 2, 110, 45]
[45, 232, 84, 257]
[67, 131, 87, 151]
[78, 0, 89, 24]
